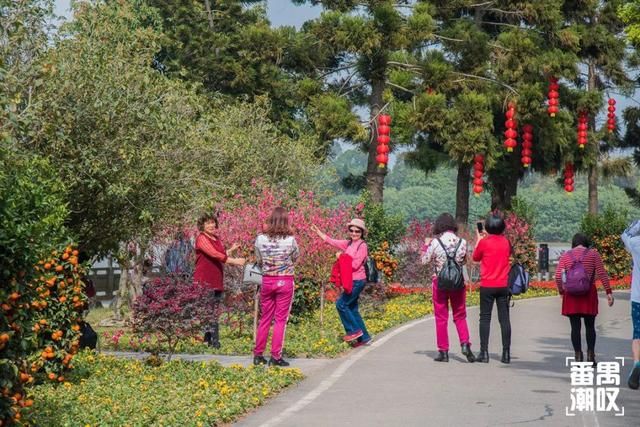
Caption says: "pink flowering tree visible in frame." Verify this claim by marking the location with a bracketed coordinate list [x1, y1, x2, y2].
[503, 211, 538, 273]
[215, 182, 354, 285]
[395, 219, 434, 287]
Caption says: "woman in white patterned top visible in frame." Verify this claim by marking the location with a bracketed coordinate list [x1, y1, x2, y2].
[252, 207, 299, 367]
[421, 213, 475, 363]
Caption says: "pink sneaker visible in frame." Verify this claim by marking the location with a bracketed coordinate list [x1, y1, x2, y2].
[343, 330, 363, 342]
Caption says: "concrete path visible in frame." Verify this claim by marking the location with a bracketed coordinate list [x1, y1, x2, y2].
[235, 291, 640, 427]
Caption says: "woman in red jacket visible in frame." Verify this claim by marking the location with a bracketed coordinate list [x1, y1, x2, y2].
[472, 213, 512, 364]
[555, 233, 614, 365]
[193, 213, 246, 348]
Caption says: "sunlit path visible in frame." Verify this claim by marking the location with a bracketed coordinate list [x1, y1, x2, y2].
[236, 292, 639, 427]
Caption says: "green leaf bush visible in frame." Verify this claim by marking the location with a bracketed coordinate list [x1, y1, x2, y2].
[0, 149, 70, 425]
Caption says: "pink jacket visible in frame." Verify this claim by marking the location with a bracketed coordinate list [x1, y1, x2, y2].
[323, 237, 368, 281]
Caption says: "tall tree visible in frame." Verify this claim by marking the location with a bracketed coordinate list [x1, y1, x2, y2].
[619, 0, 640, 206]
[145, 0, 324, 143]
[295, 0, 435, 203]
[564, 0, 635, 215]
[402, 0, 581, 222]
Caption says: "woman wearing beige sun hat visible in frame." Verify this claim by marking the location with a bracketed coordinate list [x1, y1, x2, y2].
[312, 218, 371, 347]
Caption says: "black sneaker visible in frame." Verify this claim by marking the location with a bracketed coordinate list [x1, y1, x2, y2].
[628, 364, 640, 390]
[268, 357, 290, 367]
[253, 355, 268, 366]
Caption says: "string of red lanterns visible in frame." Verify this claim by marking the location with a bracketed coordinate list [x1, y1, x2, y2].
[376, 114, 391, 168]
[548, 77, 560, 117]
[607, 99, 616, 133]
[503, 102, 518, 152]
[563, 163, 575, 193]
[473, 154, 485, 196]
[577, 112, 588, 149]
[521, 124, 533, 168]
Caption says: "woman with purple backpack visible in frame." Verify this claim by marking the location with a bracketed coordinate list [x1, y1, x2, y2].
[555, 233, 614, 365]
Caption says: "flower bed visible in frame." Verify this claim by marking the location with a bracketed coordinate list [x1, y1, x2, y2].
[27, 352, 303, 426]
[388, 275, 632, 294]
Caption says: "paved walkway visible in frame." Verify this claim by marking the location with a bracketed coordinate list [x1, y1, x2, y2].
[233, 291, 639, 427]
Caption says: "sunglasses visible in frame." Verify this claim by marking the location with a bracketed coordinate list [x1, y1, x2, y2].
[348, 228, 362, 234]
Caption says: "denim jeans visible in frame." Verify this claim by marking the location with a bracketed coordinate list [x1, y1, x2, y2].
[336, 279, 370, 341]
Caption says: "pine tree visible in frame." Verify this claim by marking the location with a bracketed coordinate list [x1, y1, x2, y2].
[403, 0, 582, 222]
[563, 0, 635, 215]
[619, 0, 640, 206]
[295, 0, 435, 203]
[145, 0, 323, 140]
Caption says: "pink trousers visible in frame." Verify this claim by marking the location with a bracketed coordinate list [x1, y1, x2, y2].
[253, 276, 294, 360]
[432, 277, 470, 351]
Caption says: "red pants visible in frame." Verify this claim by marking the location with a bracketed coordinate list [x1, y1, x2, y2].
[253, 276, 294, 360]
[432, 277, 470, 351]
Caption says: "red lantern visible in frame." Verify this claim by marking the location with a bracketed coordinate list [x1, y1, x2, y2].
[376, 114, 391, 168]
[607, 99, 616, 133]
[548, 77, 560, 117]
[377, 134, 390, 144]
[563, 163, 575, 193]
[504, 104, 518, 152]
[577, 112, 588, 149]
[376, 144, 389, 154]
[472, 154, 485, 196]
[376, 154, 389, 165]
[521, 124, 534, 168]
[378, 114, 392, 126]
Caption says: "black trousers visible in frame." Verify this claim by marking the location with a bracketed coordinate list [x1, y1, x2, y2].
[479, 286, 511, 352]
[204, 290, 224, 344]
[568, 314, 596, 352]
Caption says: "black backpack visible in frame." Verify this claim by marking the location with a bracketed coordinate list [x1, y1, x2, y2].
[350, 240, 380, 283]
[436, 238, 464, 291]
[363, 256, 379, 283]
[79, 321, 98, 350]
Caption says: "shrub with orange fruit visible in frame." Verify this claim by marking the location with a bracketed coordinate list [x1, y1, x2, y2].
[370, 241, 399, 281]
[28, 244, 87, 384]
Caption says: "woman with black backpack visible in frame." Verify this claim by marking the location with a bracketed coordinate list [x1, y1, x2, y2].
[421, 213, 475, 363]
[555, 233, 614, 366]
[472, 213, 512, 364]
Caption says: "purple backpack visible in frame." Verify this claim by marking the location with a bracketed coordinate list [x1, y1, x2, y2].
[563, 249, 592, 296]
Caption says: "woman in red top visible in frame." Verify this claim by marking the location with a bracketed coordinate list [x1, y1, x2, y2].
[555, 233, 614, 365]
[472, 213, 512, 364]
[193, 213, 245, 348]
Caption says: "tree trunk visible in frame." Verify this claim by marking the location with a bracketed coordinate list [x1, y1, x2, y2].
[588, 163, 598, 214]
[455, 161, 471, 224]
[203, 0, 215, 30]
[587, 60, 598, 215]
[365, 78, 386, 203]
[113, 255, 129, 321]
[490, 179, 518, 211]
